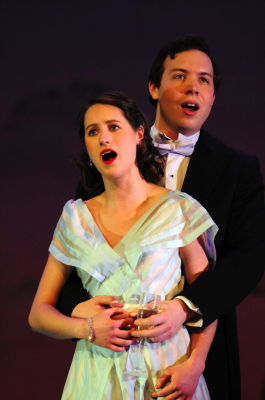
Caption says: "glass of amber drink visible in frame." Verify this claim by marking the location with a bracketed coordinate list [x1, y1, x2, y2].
[123, 293, 161, 378]
[137, 293, 161, 325]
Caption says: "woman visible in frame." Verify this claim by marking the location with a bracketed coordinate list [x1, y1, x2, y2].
[29, 91, 217, 399]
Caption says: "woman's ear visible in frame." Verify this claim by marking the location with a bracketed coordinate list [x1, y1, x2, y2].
[136, 125, 145, 144]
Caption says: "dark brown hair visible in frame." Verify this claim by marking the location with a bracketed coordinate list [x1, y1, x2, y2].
[77, 90, 164, 197]
[149, 35, 221, 106]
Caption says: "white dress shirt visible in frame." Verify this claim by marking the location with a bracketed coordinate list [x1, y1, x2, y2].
[151, 124, 203, 327]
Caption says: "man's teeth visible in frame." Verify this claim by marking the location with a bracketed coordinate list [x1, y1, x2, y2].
[182, 103, 199, 111]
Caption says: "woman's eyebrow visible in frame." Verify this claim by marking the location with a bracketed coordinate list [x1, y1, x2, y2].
[85, 120, 121, 131]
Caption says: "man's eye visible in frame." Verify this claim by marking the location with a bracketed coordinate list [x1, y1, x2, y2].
[200, 76, 210, 84]
[173, 73, 185, 80]
[88, 129, 97, 136]
[110, 124, 119, 131]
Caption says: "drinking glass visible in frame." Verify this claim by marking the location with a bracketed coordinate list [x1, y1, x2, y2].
[123, 293, 161, 379]
[111, 295, 139, 330]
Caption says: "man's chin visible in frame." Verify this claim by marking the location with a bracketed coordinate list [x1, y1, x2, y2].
[175, 124, 200, 137]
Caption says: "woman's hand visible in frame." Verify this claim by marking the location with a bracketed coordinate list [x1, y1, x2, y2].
[71, 295, 133, 351]
[92, 307, 134, 351]
[131, 299, 189, 342]
[151, 358, 204, 400]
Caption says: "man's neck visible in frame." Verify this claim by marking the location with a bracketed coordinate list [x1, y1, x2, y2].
[153, 123, 200, 141]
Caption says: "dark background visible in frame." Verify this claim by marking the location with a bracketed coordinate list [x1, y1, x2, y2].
[1, 1, 264, 399]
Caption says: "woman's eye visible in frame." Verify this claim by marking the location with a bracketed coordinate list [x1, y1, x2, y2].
[110, 124, 119, 131]
[88, 129, 97, 136]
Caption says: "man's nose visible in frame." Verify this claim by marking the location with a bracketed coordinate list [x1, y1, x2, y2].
[185, 78, 199, 95]
[99, 129, 112, 146]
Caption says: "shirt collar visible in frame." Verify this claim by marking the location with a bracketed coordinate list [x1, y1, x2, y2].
[150, 125, 200, 156]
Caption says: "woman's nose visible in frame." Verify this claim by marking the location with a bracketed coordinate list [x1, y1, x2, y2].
[99, 129, 112, 146]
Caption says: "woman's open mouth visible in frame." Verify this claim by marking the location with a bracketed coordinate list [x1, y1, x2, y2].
[100, 149, 118, 164]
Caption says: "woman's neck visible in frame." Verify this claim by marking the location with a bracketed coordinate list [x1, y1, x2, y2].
[85, 171, 168, 248]
[101, 173, 155, 214]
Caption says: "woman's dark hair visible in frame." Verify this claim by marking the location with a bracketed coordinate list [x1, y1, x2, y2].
[148, 35, 221, 106]
[77, 90, 164, 197]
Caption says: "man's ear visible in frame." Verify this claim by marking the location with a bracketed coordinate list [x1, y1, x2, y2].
[149, 82, 159, 100]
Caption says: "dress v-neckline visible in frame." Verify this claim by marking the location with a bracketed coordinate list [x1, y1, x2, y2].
[79, 191, 173, 251]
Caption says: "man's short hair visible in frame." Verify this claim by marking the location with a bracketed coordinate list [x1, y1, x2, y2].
[148, 36, 221, 106]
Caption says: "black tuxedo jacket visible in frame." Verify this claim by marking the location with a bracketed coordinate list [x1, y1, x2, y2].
[181, 131, 265, 399]
[58, 130, 265, 400]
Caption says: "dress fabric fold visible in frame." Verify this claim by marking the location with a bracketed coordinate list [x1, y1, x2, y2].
[49, 190, 218, 400]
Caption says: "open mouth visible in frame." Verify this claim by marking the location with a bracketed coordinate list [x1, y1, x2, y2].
[181, 103, 199, 112]
[100, 149, 117, 164]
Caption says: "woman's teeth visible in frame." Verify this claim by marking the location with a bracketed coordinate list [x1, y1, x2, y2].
[101, 150, 117, 162]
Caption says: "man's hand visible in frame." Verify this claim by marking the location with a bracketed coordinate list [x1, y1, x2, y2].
[131, 299, 189, 342]
[151, 358, 204, 400]
[71, 295, 122, 318]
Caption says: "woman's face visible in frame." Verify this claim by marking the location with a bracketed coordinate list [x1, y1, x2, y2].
[83, 103, 144, 181]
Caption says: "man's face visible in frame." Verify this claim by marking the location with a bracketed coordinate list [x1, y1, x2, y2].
[149, 49, 215, 138]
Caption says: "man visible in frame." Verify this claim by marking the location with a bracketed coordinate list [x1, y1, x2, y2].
[58, 36, 265, 399]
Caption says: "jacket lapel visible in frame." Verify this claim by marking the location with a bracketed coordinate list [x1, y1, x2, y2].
[182, 131, 228, 207]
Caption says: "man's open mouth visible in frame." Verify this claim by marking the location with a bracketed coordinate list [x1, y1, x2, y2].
[181, 103, 199, 112]
[100, 149, 117, 164]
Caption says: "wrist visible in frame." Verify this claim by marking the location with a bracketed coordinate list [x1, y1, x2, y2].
[187, 354, 206, 375]
[173, 299, 194, 323]
[87, 317, 94, 342]
[73, 317, 89, 340]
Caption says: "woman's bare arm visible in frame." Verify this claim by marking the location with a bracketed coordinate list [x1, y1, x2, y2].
[28, 254, 133, 351]
[28, 254, 88, 339]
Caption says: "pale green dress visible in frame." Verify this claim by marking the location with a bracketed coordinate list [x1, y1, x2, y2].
[49, 191, 217, 400]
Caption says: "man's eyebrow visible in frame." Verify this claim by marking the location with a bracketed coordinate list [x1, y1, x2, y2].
[169, 68, 213, 78]
[168, 68, 188, 74]
[199, 71, 213, 78]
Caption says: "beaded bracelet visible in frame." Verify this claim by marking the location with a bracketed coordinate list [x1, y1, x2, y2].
[87, 317, 94, 342]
